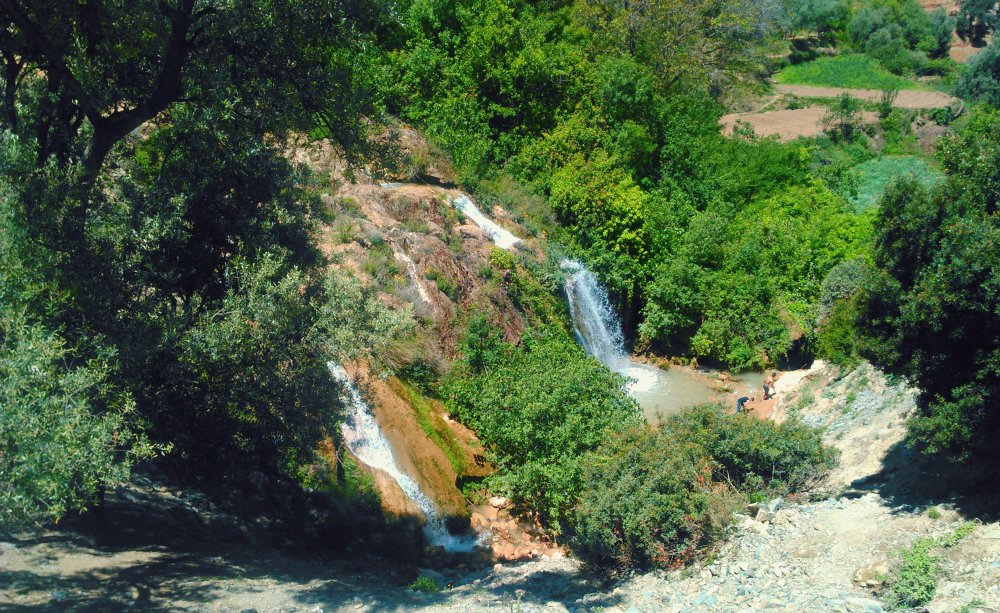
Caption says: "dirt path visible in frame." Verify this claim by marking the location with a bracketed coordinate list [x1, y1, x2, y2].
[774, 84, 959, 108]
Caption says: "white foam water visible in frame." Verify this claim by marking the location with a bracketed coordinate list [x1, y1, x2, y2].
[451, 194, 521, 250]
[561, 259, 716, 420]
[391, 245, 432, 304]
[328, 363, 484, 552]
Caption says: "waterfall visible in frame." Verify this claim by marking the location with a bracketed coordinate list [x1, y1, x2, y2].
[391, 245, 432, 305]
[451, 194, 521, 250]
[328, 363, 482, 552]
[561, 259, 658, 394]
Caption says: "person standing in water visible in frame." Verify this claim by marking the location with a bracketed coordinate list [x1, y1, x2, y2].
[763, 372, 777, 399]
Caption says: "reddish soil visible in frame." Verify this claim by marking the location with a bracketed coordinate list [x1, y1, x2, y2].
[720, 106, 880, 142]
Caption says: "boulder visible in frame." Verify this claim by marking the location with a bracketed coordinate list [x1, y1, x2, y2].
[853, 559, 892, 589]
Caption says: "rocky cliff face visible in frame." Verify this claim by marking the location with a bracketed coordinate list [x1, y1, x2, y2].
[288, 131, 558, 559]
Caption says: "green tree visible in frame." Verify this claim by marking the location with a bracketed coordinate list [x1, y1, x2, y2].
[444, 325, 641, 529]
[860, 109, 1000, 459]
[577, 0, 774, 94]
[822, 93, 864, 142]
[957, 0, 999, 46]
[956, 39, 1000, 107]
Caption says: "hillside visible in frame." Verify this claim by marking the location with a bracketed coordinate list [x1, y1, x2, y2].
[3, 361, 998, 612]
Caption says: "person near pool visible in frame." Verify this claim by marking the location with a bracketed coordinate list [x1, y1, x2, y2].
[736, 395, 753, 413]
[763, 371, 777, 399]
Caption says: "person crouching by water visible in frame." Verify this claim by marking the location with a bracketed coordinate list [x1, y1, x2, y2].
[763, 371, 777, 400]
[736, 395, 753, 413]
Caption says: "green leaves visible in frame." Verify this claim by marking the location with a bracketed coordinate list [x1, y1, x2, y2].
[858, 107, 1000, 460]
[444, 324, 641, 529]
[0, 310, 151, 531]
[572, 405, 836, 570]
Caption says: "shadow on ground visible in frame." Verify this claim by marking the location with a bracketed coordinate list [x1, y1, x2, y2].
[850, 439, 1000, 521]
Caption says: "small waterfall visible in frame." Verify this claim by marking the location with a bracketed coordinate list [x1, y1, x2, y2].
[328, 363, 482, 552]
[391, 245, 432, 305]
[451, 194, 521, 250]
[561, 259, 658, 394]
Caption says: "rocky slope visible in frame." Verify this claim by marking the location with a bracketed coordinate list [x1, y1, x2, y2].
[4, 360, 998, 612]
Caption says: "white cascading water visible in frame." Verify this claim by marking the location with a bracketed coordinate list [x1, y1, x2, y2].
[451, 194, 521, 250]
[391, 245, 432, 305]
[560, 259, 659, 395]
[327, 363, 482, 552]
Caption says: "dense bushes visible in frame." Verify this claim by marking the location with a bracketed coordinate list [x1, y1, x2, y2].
[0, 0, 407, 527]
[445, 313, 838, 569]
[856, 108, 1000, 460]
[956, 39, 1000, 108]
[571, 406, 837, 570]
[444, 321, 642, 528]
[785, 0, 956, 76]
[385, 0, 877, 370]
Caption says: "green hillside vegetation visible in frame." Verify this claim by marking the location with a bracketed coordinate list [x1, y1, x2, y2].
[780, 0, 958, 79]
[1, 0, 998, 574]
[847, 156, 945, 210]
[775, 54, 919, 90]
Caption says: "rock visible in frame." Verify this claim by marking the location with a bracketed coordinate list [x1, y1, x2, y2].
[490, 496, 508, 508]
[457, 224, 486, 240]
[853, 559, 891, 589]
[767, 498, 784, 513]
[418, 568, 447, 585]
[755, 508, 771, 523]
[845, 596, 883, 612]
[470, 512, 489, 528]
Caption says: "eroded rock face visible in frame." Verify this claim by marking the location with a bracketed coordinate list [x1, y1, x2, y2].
[289, 130, 539, 541]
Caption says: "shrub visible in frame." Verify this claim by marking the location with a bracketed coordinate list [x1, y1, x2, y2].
[572, 428, 735, 570]
[664, 406, 839, 496]
[956, 39, 1000, 108]
[570, 405, 837, 570]
[443, 325, 641, 529]
[409, 575, 441, 593]
[822, 93, 864, 143]
[886, 537, 939, 608]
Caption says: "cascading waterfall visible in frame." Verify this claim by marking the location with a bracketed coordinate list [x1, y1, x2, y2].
[451, 194, 521, 250]
[560, 259, 658, 394]
[327, 363, 482, 552]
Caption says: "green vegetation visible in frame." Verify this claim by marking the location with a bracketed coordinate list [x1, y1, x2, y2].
[957, 0, 999, 45]
[409, 575, 442, 593]
[0, 0, 409, 530]
[782, 0, 958, 78]
[395, 380, 466, 474]
[776, 54, 916, 90]
[847, 156, 944, 211]
[444, 321, 642, 528]
[571, 406, 837, 569]
[884, 522, 976, 609]
[957, 39, 1000, 107]
[849, 109, 1000, 460]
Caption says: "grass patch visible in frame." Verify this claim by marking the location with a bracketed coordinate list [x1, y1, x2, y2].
[884, 522, 976, 609]
[847, 156, 944, 211]
[408, 575, 441, 593]
[776, 54, 919, 91]
[394, 379, 466, 475]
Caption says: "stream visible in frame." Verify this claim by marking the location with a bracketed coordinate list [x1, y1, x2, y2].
[333, 186, 760, 550]
[328, 363, 482, 553]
